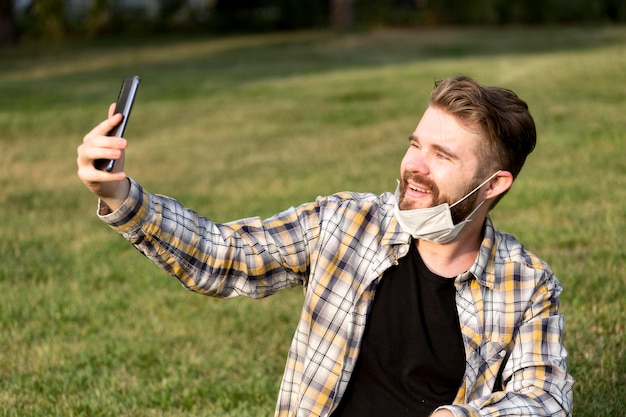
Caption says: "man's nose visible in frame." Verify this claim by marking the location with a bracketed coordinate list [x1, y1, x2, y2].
[404, 149, 430, 175]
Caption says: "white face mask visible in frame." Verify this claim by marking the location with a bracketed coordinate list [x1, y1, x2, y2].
[394, 171, 500, 244]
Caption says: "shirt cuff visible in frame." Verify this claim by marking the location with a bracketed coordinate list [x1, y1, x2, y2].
[97, 177, 150, 235]
[432, 406, 463, 417]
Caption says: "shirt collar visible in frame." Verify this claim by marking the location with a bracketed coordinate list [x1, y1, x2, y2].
[382, 191, 413, 247]
[383, 192, 498, 288]
[458, 216, 497, 288]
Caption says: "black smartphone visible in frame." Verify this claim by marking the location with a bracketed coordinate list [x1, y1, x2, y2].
[94, 75, 141, 172]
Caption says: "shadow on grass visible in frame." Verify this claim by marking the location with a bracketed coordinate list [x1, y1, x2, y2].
[1, 27, 624, 105]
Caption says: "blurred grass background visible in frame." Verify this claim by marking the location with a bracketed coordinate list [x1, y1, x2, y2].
[1, 27, 625, 416]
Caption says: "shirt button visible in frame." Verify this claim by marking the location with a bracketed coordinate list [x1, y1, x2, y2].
[399, 247, 407, 255]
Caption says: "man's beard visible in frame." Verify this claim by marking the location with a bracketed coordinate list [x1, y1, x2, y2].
[399, 173, 482, 224]
[449, 181, 481, 224]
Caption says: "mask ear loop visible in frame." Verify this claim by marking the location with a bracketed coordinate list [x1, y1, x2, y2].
[450, 170, 501, 209]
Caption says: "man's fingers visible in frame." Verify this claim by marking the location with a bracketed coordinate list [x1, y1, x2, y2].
[81, 145, 122, 164]
[108, 102, 117, 118]
[78, 163, 126, 183]
[78, 137, 126, 161]
[77, 107, 130, 205]
[84, 113, 123, 143]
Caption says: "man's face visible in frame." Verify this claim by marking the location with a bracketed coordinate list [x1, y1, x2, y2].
[398, 106, 485, 222]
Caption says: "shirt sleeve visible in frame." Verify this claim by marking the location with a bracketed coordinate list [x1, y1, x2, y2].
[436, 270, 575, 417]
[98, 178, 319, 299]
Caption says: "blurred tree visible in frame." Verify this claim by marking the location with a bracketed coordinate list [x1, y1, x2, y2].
[0, 0, 18, 45]
[84, 0, 112, 37]
[20, 0, 67, 41]
[8, 0, 626, 42]
[331, 0, 354, 30]
[211, 0, 327, 33]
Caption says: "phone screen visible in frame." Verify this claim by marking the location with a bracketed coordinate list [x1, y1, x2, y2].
[94, 76, 141, 171]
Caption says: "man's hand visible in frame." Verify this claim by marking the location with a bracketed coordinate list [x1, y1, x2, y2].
[77, 104, 130, 212]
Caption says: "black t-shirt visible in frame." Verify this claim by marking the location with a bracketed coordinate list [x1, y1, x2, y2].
[332, 243, 465, 417]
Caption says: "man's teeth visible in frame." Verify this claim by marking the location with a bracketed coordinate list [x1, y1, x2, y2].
[409, 184, 431, 193]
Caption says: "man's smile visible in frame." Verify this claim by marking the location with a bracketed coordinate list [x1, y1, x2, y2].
[408, 183, 432, 194]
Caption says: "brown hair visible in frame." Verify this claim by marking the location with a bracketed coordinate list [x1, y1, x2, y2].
[429, 75, 536, 182]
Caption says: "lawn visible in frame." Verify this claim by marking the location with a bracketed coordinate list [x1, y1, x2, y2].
[0, 26, 624, 416]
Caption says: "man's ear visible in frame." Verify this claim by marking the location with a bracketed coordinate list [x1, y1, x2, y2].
[484, 170, 513, 200]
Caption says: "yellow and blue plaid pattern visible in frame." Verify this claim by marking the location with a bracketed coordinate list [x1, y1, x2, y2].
[100, 178, 574, 417]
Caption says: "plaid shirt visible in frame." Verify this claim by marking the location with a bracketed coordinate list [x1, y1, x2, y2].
[100, 178, 574, 417]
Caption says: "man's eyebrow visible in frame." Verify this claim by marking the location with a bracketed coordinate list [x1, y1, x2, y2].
[408, 134, 459, 159]
[433, 143, 458, 159]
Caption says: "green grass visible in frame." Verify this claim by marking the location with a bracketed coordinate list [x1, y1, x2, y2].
[1, 26, 625, 416]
